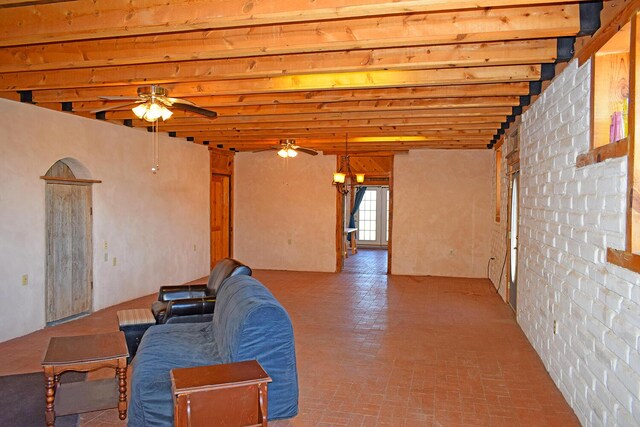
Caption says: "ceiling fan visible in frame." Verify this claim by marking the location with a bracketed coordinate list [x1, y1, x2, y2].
[91, 85, 217, 122]
[256, 139, 319, 157]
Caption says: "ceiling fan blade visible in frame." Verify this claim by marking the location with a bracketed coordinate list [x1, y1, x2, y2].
[295, 147, 319, 156]
[252, 146, 280, 153]
[168, 97, 196, 106]
[97, 96, 141, 101]
[90, 101, 141, 114]
[171, 102, 217, 118]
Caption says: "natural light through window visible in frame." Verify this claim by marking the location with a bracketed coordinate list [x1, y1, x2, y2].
[358, 190, 378, 241]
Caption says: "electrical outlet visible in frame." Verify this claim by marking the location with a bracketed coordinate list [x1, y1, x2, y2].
[21, 274, 28, 286]
[104, 253, 108, 262]
[193, 244, 197, 251]
[553, 320, 558, 334]
[113, 257, 117, 266]
[104, 241, 108, 250]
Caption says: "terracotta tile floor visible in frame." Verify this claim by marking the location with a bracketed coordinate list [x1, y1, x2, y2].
[343, 248, 388, 275]
[0, 270, 579, 427]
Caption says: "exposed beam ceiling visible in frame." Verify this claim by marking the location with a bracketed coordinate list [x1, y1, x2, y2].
[0, 0, 604, 152]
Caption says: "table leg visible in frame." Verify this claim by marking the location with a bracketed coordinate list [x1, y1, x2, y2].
[117, 366, 127, 420]
[44, 369, 56, 427]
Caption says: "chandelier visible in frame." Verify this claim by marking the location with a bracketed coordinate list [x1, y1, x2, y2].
[332, 134, 364, 194]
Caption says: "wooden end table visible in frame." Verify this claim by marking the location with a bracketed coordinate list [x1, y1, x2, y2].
[41, 331, 129, 426]
[171, 360, 272, 427]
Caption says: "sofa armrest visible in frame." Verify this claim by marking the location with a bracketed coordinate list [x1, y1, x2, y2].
[162, 297, 216, 324]
[158, 285, 207, 302]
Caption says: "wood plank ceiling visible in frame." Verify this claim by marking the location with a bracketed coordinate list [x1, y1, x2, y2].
[0, 0, 604, 153]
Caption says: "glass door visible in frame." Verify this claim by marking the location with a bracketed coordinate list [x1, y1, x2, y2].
[356, 187, 389, 246]
[508, 171, 519, 311]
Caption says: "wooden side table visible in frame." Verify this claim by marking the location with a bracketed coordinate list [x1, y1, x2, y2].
[171, 360, 272, 427]
[41, 331, 129, 427]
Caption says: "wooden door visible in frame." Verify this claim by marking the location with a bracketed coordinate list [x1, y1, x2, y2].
[46, 183, 93, 323]
[211, 174, 231, 267]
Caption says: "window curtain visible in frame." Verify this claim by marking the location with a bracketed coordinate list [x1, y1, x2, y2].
[347, 186, 367, 241]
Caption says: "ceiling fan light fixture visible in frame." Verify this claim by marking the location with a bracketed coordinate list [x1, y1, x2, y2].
[132, 103, 148, 120]
[287, 148, 298, 158]
[132, 101, 173, 122]
[277, 148, 289, 158]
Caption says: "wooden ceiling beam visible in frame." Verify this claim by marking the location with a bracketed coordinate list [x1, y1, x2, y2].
[0, 62, 541, 91]
[128, 115, 507, 128]
[109, 106, 512, 124]
[0, 40, 557, 91]
[23, 82, 532, 104]
[0, 1, 587, 47]
[209, 140, 489, 151]
[0, 5, 574, 73]
[78, 96, 521, 117]
[149, 121, 503, 133]
[172, 129, 497, 139]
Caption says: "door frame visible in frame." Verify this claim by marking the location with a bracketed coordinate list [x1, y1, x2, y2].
[335, 156, 394, 274]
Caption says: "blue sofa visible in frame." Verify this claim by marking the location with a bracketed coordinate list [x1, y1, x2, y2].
[128, 275, 298, 426]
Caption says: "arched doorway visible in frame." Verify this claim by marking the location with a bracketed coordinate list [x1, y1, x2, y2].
[42, 159, 98, 324]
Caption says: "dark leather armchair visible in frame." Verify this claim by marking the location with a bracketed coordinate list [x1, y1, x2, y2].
[151, 258, 252, 324]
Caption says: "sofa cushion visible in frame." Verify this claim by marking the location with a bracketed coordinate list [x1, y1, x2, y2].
[213, 275, 298, 420]
[128, 322, 220, 427]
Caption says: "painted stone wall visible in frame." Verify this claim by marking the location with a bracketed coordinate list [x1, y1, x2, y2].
[0, 99, 210, 343]
[392, 150, 494, 277]
[494, 59, 640, 426]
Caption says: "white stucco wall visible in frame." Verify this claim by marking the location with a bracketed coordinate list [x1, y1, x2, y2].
[0, 99, 210, 343]
[392, 150, 494, 277]
[233, 151, 336, 272]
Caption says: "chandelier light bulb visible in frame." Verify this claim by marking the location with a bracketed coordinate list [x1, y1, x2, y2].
[356, 173, 365, 183]
[333, 172, 346, 184]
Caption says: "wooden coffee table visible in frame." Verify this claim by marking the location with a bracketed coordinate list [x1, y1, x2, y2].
[41, 331, 129, 426]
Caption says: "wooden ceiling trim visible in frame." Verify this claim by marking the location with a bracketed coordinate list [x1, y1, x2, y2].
[19, 82, 532, 104]
[0, 40, 558, 90]
[0, 5, 576, 73]
[0, 0, 588, 47]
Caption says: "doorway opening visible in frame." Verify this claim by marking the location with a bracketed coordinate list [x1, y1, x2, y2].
[42, 159, 98, 325]
[342, 186, 389, 275]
